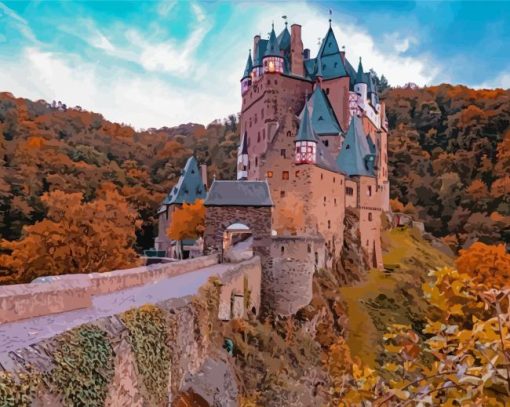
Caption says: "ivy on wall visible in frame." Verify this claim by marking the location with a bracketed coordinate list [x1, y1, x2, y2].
[47, 325, 114, 407]
[121, 304, 171, 407]
[0, 371, 40, 407]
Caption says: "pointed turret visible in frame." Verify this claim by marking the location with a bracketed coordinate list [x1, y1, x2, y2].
[314, 26, 347, 79]
[263, 23, 284, 74]
[237, 131, 249, 180]
[308, 87, 341, 135]
[356, 57, 365, 84]
[277, 25, 291, 51]
[295, 102, 318, 165]
[242, 50, 253, 79]
[265, 24, 280, 57]
[241, 50, 253, 95]
[336, 116, 375, 177]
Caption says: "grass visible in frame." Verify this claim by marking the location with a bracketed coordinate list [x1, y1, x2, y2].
[339, 227, 454, 368]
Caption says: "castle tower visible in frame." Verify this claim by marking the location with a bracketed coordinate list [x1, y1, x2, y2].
[354, 57, 368, 102]
[295, 102, 317, 165]
[290, 24, 304, 77]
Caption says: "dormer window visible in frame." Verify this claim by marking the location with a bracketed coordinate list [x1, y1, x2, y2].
[318, 116, 324, 121]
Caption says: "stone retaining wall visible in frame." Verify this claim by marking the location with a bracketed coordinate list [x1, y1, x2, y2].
[0, 255, 218, 324]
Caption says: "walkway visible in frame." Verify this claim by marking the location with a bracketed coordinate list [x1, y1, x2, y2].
[0, 263, 230, 354]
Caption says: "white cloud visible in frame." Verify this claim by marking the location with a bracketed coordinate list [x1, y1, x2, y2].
[0, 2, 38, 43]
[0, 48, 239, 129]
[476, 70, 510, 90]
[0, 2, 441, 129]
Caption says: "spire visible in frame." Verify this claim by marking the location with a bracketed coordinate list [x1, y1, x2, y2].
[242, 50, 253, 79]
[356, 57, 365, 84]
[329, 9, 332, 28]
[296, 102, 317, 142]
[264, 23, 280, 57]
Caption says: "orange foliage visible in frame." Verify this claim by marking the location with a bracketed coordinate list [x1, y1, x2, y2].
[456, 242, 510, 288]
[0, 188, 141, 284]
[167, 199, 205, 241]
[490, 176, 510, 199]
[466, 179, 489, 200]
[389, 198, 405, 213]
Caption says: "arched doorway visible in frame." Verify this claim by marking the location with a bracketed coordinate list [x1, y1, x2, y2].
[223, 223, 253, 262]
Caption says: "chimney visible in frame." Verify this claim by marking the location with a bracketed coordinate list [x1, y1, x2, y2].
[290, 24, 304, 77]
[201, 164, 208, 190]
[303, 48, 310, 60]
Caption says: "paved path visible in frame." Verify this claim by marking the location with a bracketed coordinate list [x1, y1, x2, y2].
[0, 263, 230, 354]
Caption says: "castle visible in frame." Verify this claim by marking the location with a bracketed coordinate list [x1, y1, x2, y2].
[156, 19, 390, 314]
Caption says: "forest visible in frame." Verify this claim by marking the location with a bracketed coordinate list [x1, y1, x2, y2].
[0, 84, 509, 283]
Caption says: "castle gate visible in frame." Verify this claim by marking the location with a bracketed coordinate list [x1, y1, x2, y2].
[203, 181, 273, 311]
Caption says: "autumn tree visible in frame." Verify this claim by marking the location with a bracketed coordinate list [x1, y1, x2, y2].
[0, 185, 141, 284]
[166, 199, 206, 258]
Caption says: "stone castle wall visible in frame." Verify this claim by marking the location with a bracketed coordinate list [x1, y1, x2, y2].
[0, 255, 218, 324]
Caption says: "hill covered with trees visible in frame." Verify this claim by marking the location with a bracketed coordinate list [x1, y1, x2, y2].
[0, 84, 509, 283]
[385, 85, 510, 249]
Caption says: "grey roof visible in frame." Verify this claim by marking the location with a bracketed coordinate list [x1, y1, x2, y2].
[254, 39, 268, 66]
[162, 156, 206, 206]
[336, 116, 375, 177]
[205, 181, 274, 207]
[315, 27, 347, 79]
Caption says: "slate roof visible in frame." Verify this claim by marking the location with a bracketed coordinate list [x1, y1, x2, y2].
[316, 28, 347, 79]
[336, 116, 375, 177]
[243, 51, 253, 79]
[205, 180, 274, 207]
[253, 39, 268, 66]
[277, 26, 291, 51]
[356, 58, 365, 84]
[162, 156, 206, 206]
[308, 87, 341, 135]
[296, 102, 317, 142]
[265, 26, 280, 57]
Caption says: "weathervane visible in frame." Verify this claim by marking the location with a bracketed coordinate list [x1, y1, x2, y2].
[282, 15, 288, 27]
[329, 9, 332, 27]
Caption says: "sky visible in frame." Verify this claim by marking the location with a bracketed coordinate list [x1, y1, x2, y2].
[0, 1, 508, 129]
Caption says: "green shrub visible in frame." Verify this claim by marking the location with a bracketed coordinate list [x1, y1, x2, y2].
[121, 304, 170, 406]
[48, 325, 114, 407]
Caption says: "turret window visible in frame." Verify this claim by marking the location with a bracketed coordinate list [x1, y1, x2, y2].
[282, 171, 289, 180]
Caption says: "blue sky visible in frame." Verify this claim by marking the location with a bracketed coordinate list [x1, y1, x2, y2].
[0, 1, 508, 128]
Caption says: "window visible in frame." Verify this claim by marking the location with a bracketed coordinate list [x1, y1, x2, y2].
[243, 165, 247, 171]
[346, 144, 350, 149]
[257, 132, 261, 142]
[287, 131, 292, 137]
[318, 115, 324, 121]
[263, 129, 266, 139]
[334, 198, 337, 206]
[281, 246, 285, 255]
[254, 114, 257, 124]
[315, 252, 319, 265]
[266, 171, 273, 178]
[282, 171, 289, 180]
[255, 157, 258, 167]
[323, 140, 329, 147]
[295, 170, 300, 178]
[368, 186, 372, 196]
[328, 220, 331, 229]
[346, 187, 354, 196]
[333, 177, 336, 183]
[280, 190, 285, 198]
[280, 149, 286, 158]
[323, 196, 326, 203]
[321, 173, 324, 180]
[326, 88, 330, 95]
[274, 80, 278, 85]
[261, 108, 264, 119]
[307, 244, 312, 253]
[368, 212, 373, 221]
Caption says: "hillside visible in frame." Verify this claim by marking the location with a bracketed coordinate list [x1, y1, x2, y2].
[0, 84, 509, 281]
[385, 85, 510, 249]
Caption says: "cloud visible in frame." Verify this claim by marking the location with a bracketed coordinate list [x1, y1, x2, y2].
[0, 47, 240, 129]
[477, 70, 510, 90]
[0, 2, 38, 43]
[0, 1, 442, 129]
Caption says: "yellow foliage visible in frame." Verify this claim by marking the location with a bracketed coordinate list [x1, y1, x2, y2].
[167, 199, 205, 241]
